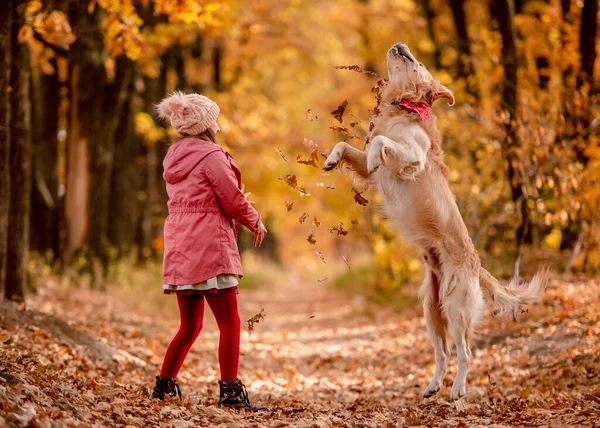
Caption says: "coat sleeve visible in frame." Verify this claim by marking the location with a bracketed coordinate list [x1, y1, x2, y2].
[203, 151, 261, 233]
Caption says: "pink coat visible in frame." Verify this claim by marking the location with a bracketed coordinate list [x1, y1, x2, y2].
[162, 138, 260, 286]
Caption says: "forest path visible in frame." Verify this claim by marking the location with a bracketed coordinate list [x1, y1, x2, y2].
[1, 275, 599, 427]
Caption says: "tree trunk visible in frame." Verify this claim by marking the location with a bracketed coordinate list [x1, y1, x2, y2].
[86, 55, 134, 273]
[213, 39, 223, 92]
[108, 69, 141, 257]
[492, 0, 529, 278]
[66, 4, 134, 277]
[357, 0, 377, 73]
[30, 60, 60, 258]
[6, 0, 32, 302]
[578, 0, 598, 90]
[0, 2, 12, 301]
[449, 0, 478, 99]
[421, 0, 443, 70]
[138, 72, 167, 261]
[63, 62, 89, 266]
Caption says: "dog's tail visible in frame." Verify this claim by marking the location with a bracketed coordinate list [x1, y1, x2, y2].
[479, 267, 549, 320]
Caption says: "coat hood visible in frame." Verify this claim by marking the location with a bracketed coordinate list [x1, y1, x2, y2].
[163, 138, 222, 184]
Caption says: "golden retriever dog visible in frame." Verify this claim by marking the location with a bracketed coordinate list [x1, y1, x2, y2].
[323, 42, 548, 401]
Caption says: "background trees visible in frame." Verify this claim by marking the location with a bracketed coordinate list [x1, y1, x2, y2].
[1, 0, 599, 302]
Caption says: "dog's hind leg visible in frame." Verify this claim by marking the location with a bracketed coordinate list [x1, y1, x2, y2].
[420, 266, 450, 398]
[445, 275, 483, 401]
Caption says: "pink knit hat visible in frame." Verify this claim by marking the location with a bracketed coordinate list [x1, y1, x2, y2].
[156, 91, 220, 135]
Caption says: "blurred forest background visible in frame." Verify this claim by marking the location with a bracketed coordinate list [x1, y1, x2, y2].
[1, 0, 599, 303]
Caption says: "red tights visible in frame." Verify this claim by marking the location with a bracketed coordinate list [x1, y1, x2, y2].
[159, 290, 241, 381]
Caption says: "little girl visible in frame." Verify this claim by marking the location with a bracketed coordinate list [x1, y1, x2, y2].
[150, 92, 269, 412]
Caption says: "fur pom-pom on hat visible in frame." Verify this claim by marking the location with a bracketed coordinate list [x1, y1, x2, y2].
[156, 91, 220, 135]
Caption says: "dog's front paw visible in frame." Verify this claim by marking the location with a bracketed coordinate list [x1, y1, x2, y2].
[322, 144, 344, 171]
[323, 156, 339, 171]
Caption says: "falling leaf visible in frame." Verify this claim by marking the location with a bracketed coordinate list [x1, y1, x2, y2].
[330, 126, 349, 133]
[298, 187, 311, 196]
[296, 153, 317, 167]
[315, 251, 327, 264]
[334, 64, 381, 78]
[247, 308, 266, 333]
[285, 201, 294, 211]
[351, 219, 358, 225]
[342, 256, 351, 271]
[352, 187, 369, 206]
[280, 174, 310, 196]
[317, 277, 328, 282]
[309, 315, 315, 319]
[275, 147, 288, 162]
[487, 372, 497, 387]
[307, 231, 316, 245]
[313, 217, 321, 227]
[331, 100, 348, 123]
[279, 174, 298, 189]
[299, 212, 309, 224]
[326, 182, 335, 190]
[306, 109, 314, 121]
[303, 138, 319, 151]
[329, 222, 348, 236]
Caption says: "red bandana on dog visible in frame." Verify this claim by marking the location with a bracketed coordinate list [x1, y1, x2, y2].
[397, 99, 432, 121]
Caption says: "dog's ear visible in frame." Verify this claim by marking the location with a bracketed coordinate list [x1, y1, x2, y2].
[429, 82, 455, 106]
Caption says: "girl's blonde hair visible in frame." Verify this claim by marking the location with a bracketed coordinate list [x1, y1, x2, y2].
[171, 129, 217, 145]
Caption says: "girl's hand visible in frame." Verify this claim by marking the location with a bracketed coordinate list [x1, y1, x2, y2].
[241, 184, 256, 206]
[254, 220, 267, 247]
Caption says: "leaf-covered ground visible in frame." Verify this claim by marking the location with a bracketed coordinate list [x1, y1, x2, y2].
[1, 275, 599, 427]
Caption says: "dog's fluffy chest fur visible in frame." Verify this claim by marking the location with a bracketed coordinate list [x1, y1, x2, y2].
[373, 161, 458, 250]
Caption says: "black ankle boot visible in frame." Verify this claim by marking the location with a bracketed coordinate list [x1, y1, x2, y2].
[150, 375, 182, 400]
[218, 378, 269, 412]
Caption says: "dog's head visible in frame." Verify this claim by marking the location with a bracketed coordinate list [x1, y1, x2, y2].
[385, 42, 455, 107]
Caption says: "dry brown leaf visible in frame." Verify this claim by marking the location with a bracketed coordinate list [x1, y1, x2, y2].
[315, 250, 327, 264]
[326, 182, 335, 190]
[352, 187, 369, 206]
[309, 315, 315, 319]
[329, 222, 348, 236]
[330, 126, 349, 133]
[313, 217, 321, 227]
[279, 174, 298, 189]
[342, 255, 351, 271]
[334, 64, 381, 78]
[299, 212, 309, 224]
[275, 147, 288, 162]
[247, 308, 265, 333]
[306, 109, 314, 121]
[331, 100, 348, 124]
[351, 219, 358, 225]
[285, 201, 294, 211]
[298, 187, 311, 196]
[317, 277, 328, 282]
[303, 138, 319, 151]
[296, 153, 317, 167]
[307, 232, 316, 245]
